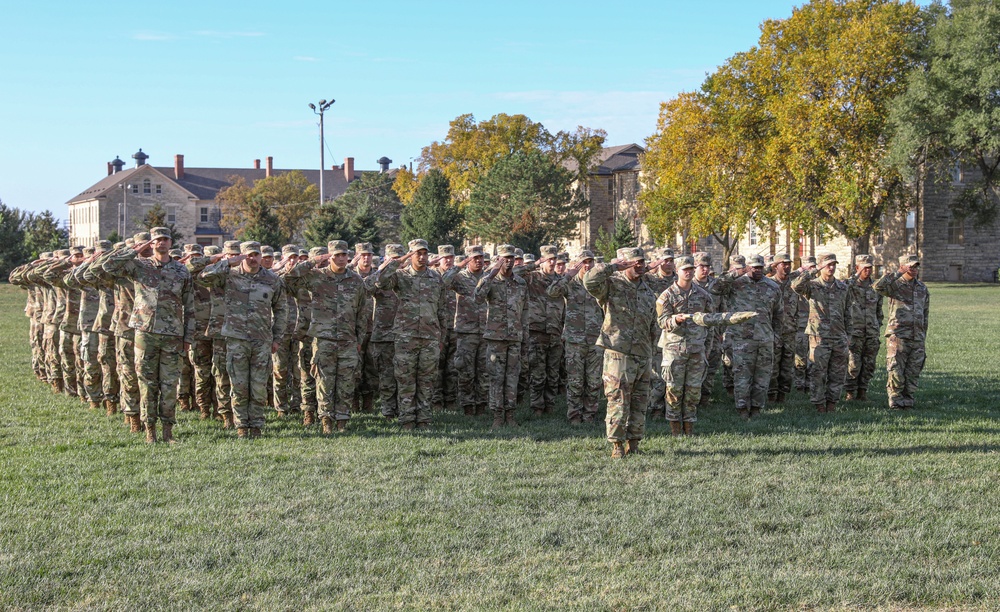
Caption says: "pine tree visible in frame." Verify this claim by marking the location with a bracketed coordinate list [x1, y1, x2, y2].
[400, 169, 464, 248]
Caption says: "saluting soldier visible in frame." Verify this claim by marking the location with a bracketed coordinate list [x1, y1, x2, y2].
[874, 254, 930, 410]
[441, 245, 490, 417]
[844, 254, 883, 401]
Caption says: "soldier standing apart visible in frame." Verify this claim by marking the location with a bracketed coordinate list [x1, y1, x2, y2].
[374, 239, 448, 430]
[103, 227, 194, 443]
[197, 241, 287, 438]
[768, 253, 798, 404]
[584, 247, 658, 458]
[874, 254, 930, 410]
[518, 245, 564, 416]
[546, 250, 604, 424]
[792, 252, 854, 413]
[473, 245, 529, 429]
[712, 254, 783, 420]
[365, 244, 405, 420]
[844, 254, 883, 401]
[441, 245, 490, 416]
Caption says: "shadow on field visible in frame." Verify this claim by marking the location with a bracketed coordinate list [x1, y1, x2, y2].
[672, 442, 1000, 458]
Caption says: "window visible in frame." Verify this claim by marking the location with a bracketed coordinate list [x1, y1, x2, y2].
[951, 163, 964, 184]
[200, 207, 209, 223]
[905, 210, 917, 247]
[947, 216, 964, 245]
[132, 184, 139, 194]
[143, 179, 151, 194]
[748, 219, 758, 246]
[607, 178, 614, 201]
[167, 207, 177, 225]
[155, 184, 162, 194]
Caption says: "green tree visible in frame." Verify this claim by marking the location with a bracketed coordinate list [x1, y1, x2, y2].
[594, 217, 637, 262]
[333, 172, 403, 242]
[240, 195, 286, 247]
[23, 210, 68, 258]
[303, 204, 349, 248]
[889, 0, 1000, 228]
[105, 230, 123, 245]
[400, 169, 464, 247]
[140, 203, 184, 242]
[217, 170, 319, 243]
[466, 150, 589, 254]
[0, 200, 27, 279]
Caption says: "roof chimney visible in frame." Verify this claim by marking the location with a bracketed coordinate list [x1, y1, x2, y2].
[110, 156, 125, 174]
[107, 162, 113, 176]
[344, 157, 355, 182]
[132, 148, 148, 167]
[266, 156, 273, 178]
[377, 156, 392, 173]
[254, 159, 261, 170]
[174, 154, 184, 180]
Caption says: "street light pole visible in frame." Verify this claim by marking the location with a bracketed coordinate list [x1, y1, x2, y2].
[309, 98, 335, 206]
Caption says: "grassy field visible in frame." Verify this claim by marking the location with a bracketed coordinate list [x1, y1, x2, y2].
[1, 282, 998, 610]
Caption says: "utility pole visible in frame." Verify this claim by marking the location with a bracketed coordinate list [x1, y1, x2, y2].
[309, 98, 335, 206]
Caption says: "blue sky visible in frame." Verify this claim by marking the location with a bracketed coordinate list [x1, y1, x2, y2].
[0, 0, 807, 217]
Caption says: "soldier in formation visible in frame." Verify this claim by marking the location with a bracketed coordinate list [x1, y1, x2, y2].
[874, 254, 930, 410]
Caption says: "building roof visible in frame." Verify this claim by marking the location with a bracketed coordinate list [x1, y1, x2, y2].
[563, 143, 644, 176]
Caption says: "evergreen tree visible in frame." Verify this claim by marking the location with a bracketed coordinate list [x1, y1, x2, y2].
[240, 195, 286, 247]
[23, 210, 67, 258]
[140, 203, 184, 242]
[303, 204, 349, 248]
[594, 217, 637, 262]
[400, 169, 464, 247]
[0, 200, 27, 279]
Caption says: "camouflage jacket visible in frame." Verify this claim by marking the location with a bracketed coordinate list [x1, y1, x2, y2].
[353, 266, 377, 339]
[186, 257, 228, 340]
[846, 275, 883, 338]
[873, 272, 930, 342]
[436, 266, 458, 333]
[199, 259, 288, 343]
[9, 263, 42, 320]
[546, 273, 602, 345]
[711, 273, 783, 344]
[515, 263, 565, 336]
[78, 260, 117, 335]
[773, 275, 799, 340]
[583, 263, 658, 359]
[789, 270, 810, 330]
[88, 249, 136, 339]
[474, 271, 529, 342]
[791, 270, 853, 340]
[655, 282, 717, 351]
[39, 260, 81, 333]
[63, 264, 102, 333]
[103, 248, 195, 342]
[442, 267, 487, 335]
[284, 261, 367, 344]
[374, 260, 448, 343]
[644, 271, 678, 298]
[365, 272, 399, 343]
[24, 265, 59, 327]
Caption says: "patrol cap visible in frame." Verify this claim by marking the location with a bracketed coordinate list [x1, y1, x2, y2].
[407, 239, 429, 253]
[437, 244, 455, 257]
[309, 246, 328, 258]
[497, 244, 517, 258]
[694, 252, 712, 267]
[40, 252, 53, 259]
[522, 253, 535, 263]
[96, 240, 112, 251]
[855, 254, 874, 268]
[327, 240, 349, 255]
[803, 255, 817, 266]
[676, 255, 695, 270]
[150, 227, 171, 240]
[223, 240, 241, 255]
[182, 243, 197, 253]
[168, 248, 182, 259]
[260, 245, 275, 258]
[731, 254, 746, 267]
[773, 253, 792, 264]
[764, 255, 774, 265]
[577, 249, 595, 261]
[661, 247, 675, 260]
[557, 252, 569, 263]
[297, 249, 308, 257]
[372, 256, 381, 266]
[204, 245, 221, 256]
[384, 243, 406, 259]
[281, 244, 299, 256]
[354, 242, 374, 255]
[186, 244, 204, 255]
[113, 242, 126, 250]
[818, 252, 838, 267]
[84, 246, 96, 257]
[483, 252, 491, 262]
[133, 232, 151, 242]
[124, 239, 135, 247]
[898, 253, 919, 266]
[55, 249, 70, 257]
[514, 248, 524, 258]
[746, 254, 765, 268]
[69, 246, 84, 256]
[539, 245, 559, 261]
[620, 247, 645, 262]
[465, 245, 484, 258]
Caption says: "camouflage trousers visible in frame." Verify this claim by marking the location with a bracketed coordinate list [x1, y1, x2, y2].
[370, 341, 397, 418]
[227, 338, 272, 429]
[178, 349, 194, 404]
[188, 338, 214, 412]
[60, 331, 83, 397]
[43, 324, 62, 386]
[134, 330, 183, 426]
[769, 333, 796, 396]
[394, 337, 439, 426]
[808, 335, 849, 405]
[116, 335, 140, 416]
[565, 341, 602, 422]
[732, 338, 773, 412]
[298, 337, 317, 413]
[98, 333, 119, 404]
[603, 349, 651, 443]
[702, 333, 722, 401]
[845, 333, 880, 394]
[528, 331, 563, 413]
[454, 332, 489, 414]
[272, 334, 300, 412]
[79, 331, 104, 402]
[355, 334, 375, 407]
[433, 331, 458, 411]
[649, 350, 666, 416]
[486, 340, 521, 413]
[517, 330, 530, 401]
[30, 318, 44, 379]
[312, 338, 359, 422]
[886, 335, 925, 409]
[212, 338, 233, 416]
[721, 332, 734, 392]
[663, 345, 707, 423]
[794, 328, 810, 391]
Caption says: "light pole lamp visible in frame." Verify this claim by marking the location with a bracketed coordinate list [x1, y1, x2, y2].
[309, 98, 335, 206]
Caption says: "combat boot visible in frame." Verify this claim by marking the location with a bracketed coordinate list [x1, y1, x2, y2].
[88, 401, 101, 411]
[767, 392, 777, 403]
[532, 408, 544, 417]
[222, 413, 235, 430]
[237, 427, 249, 439]
[416, 422, 430, 430]
[401, 422, 416, 431]
[504, 410, 519, 428]
[738, 409, 750, 421]
[491, 412, 505, 430]
[336, 420, 348, 433]
[464, 406, 475, 416]
[815, 403, 826, 413]
[199, 404, 211, 420]
[669, 421, 683, 436]
[275, 409, 287, 419]
[162, 423, 176, 444]
[826, 401, 837, 413]
[128, 414, 143, 434]
[145, 422, 157, 444]
[844, 391, 856, 401]
[303, 411, 316, 427]
[683, 422, 694, 436]
[698, 395, 711, 409]
[750, 407, 761, 418]
[104, 399, 118, 416]
[321, 417, 334, 435]
[569, 415, 583, 425]
[362, 395, 374, 414]
[52, 380, 63, 394]
[611, 442, 625, 459]
[857, 389, 867, 401]
[649, 409, 665, 421]
[249, 427, 262, 439]
[625, 439, 640, 455]
[775, 392, 786, 404]
[178, 396, 191, 412]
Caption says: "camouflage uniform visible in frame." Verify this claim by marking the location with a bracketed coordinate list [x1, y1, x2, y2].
[643, 251, 677, 419]
[183, 245, 216, 417]
[791, 253, 854, 408]
[712, 255, 783, 416]
[721, 254, 747, 395]
[42, 252, 85, 399]
[351, 242, 377, 414]
[547, 252, 604, 422]
[374, 239, 449, 427]
[272, 244, 304, 415]
[517, 246, 565, 414]
[692, 252, 723, 405]
[103, 230, 195, 429]
[655, 273, 715, 424]
[65, 254, 105, 406]
[768, 254, 799, 402]
[93, 238, 143, 417]
[474, 245, 529, 418]
[873, 255, 930, 410]
[201, 240, 242, 419]
[583, 250, 658, 449]
[198, 242, 287, 432]
[32, 256, 67, 392]
[432, 245, 459, 412]
[441, 246, 489, 416]
[793, 256, 817, 391]
[844, 255, 883, 399]
[9, 260, 48, 382]
[366, 244, 404, 418]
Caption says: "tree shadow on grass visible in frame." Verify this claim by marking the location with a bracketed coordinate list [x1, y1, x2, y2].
[671, 442, 1000, 459]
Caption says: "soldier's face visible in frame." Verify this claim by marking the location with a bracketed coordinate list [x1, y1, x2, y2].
[499, 256, 515, 274]
[580, 259, 594, 273]
[331, 253, 349, 272]
[857, 266, 872, 280]
[69, 253, 84, 265]
[412, 249, 429, 271]
[749, 266, 765, 281]
[624, 259, 644, 280]
[139, 243, 154, 257]
[438, 255, 454, 271]
[662, 259, 675, 274]
[468, 255, 484, 273]
[244, 252, 261, 271]
[357, 253, 372, 269]
[695, 264, 711, 281]
[821, 262, 837, 279]
[903, 263, 920, 280]
[555, 261, 566, 274]
[514, 257, 523, 267]
[539, 258, 556, 274]
[261, 256, 274, 269]
[679, 267, 695, 281]
[154, 237, 172, 254]
[775, 262, 791, 279]
[225, 252, 240, 260]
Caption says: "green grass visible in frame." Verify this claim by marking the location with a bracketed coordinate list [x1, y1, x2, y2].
[1, 282, 998, 610]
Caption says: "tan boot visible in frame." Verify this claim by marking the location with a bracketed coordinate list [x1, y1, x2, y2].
[145, 422, 157, 444]
[303, 411, 316, 427]
[88, 401, 101, 411]
[611, 442, 625, 459]
[683, 422, 694, 436]
[104, 399, 118, 416]
[775, 392, 786, 404]
[857, 389, 867, 401]
[249, 427, 262, 439]
[362, 395, 375, 413]
[815, 403, 826, 413]
[321, 417, 334, 435]
[128, 414, 142, 434]
[401, 422, 416, 431]
[750, 408, 761, 418]
[276, 409, 287, 419]
[569, 415, 583, 425]
[491, 412, 505, 430]
[845, 391, 856, 401]
[505, 410, 519, 428]
[464, 406, 476, 416]
[826, 401, 837, 413]
[237, 427, 249, 439]
[669, 421, 683, 436]
[416, 422, 430, 430]
[625, 439, 640, 455]
[739, 409, 750, 421]
[178, 397, 191, 412]
[222, 413, 234, 430]
[335, 419, 347, 433]
[162, 423, 175, 444]
[199, 404, 210, 420]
